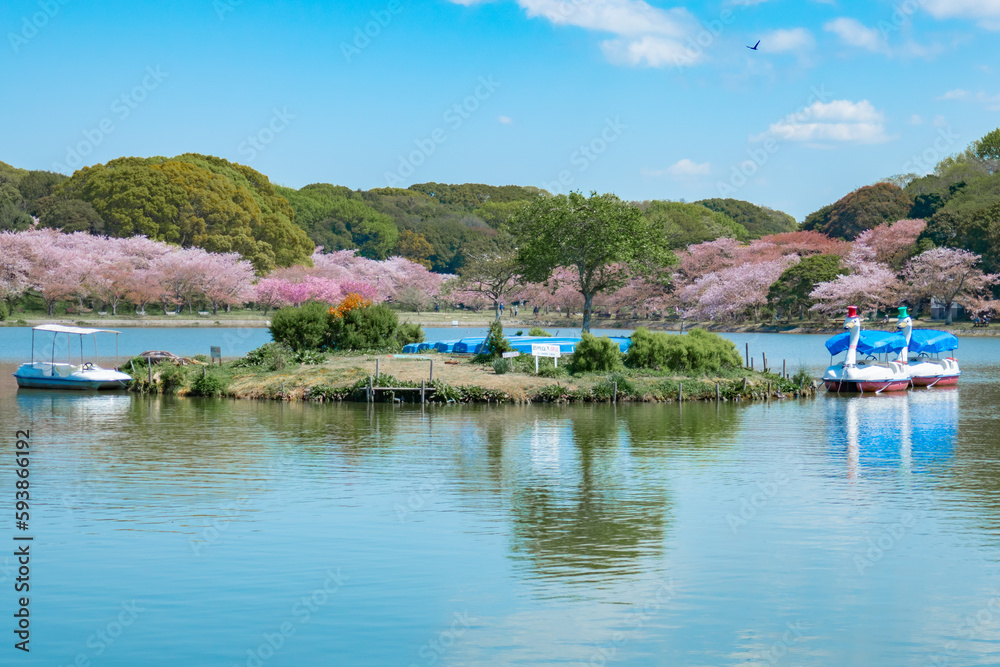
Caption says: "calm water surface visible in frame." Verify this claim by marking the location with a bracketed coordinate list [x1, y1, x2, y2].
[1, 332, 999, 665]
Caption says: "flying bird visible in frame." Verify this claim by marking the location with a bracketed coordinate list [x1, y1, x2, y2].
[747, 40, 760, 51]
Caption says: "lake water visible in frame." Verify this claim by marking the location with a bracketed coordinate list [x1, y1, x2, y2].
[1, 330, 999, 665]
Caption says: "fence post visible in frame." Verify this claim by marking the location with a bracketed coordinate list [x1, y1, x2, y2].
[745, 342, 750, 368]
[375, 358, 380, 379]
[612, 381, 617, 404]
[429, 359, 434, 382]
[783, 359, 786, 378]
[421, 380, 425, 404]
[678, 382, 683, 402]
[716, 383, 720, 401]
[762, 352, 767, 373]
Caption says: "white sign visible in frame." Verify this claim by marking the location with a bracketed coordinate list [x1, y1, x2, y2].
[531, 344, 561, 358]
[452, 320, 459, 327]
[501, 351, 520, 358]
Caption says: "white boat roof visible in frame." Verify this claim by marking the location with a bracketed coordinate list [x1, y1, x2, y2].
[33, 324, 121, 335]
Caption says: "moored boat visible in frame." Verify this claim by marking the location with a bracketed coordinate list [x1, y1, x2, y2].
[12, 324, 132, 390]
[896, 308, 960, 386]
[823, 306, 910, 393]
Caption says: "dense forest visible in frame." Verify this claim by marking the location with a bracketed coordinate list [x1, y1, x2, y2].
[0, 153, 798, 275]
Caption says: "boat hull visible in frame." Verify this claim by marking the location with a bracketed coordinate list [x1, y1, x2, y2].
[824, 378, 911, 393]
[910, 374, 960, 387]
[13, 363, 131, 391]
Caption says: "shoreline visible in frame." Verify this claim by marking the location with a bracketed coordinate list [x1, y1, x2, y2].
[4, 314, 999, 337]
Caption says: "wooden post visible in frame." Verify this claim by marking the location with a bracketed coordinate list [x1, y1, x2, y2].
[375, 358, 380, 379]
[429, 359, 434, 382]
[202, 367, 207, 379]
[750, 358, 754, 370]
[783, 359, 786, 378]
[148, 363, 152, 385]
[745, 342, 750, 368]
[368, 375, 373, 402]
[767, 381, 771, 399]
[716, 383, 720, 401]
[742, 377, 747, 391]
[762, 352, 767, 373]
[421, 380, 425, 404]
[613, 381, 617, 404]
[678, 383, 683, 402]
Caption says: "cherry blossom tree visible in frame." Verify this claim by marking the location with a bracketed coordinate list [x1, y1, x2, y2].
[687, 256, 799, 322]
[253, 278, 289, 314]
[203, 253, 256, 314]
[903, 248, 999, 324]
[852, 219, 926, 269]
[809, 262, 902, 317]
[0, 232, 33, 303]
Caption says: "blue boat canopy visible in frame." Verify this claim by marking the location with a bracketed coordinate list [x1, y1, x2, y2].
[909, 329, 958, 354]
[825, 330, 907, 356]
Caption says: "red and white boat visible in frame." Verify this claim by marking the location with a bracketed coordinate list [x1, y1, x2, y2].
[895, 308, 961, 387]
[823, 306, 910, 393]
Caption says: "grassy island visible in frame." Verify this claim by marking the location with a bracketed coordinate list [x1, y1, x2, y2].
[119, 308, 817, 404]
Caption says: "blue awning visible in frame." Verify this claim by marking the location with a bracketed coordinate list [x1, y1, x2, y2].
[909, 329, 958, 354]
[825, 330, 907, 356]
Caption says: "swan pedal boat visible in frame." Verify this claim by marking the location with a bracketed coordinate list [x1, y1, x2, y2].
[823, 311, 909, 393]
[896, 319, 960, 387]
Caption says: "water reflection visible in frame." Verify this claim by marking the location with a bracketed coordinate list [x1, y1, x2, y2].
[828, 389, 958, 478]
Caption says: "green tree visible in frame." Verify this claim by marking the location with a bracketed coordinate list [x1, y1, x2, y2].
[509, 191, 675, 333]
[694, 198, 797, 238]
[395, 229, 434, 268]
[973, 127, 1000, 172]
[38, 198, 105, 234]
[817, 183, 913, 240]
[639, 201, 748, 248]
[454, 233, 520, 320]
[767, 254, 846, 320]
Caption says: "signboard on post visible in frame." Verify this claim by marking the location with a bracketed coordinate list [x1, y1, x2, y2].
[531, 343, 561, 372]
[501, 351, 520, 358]
[210, 346, 221, 366]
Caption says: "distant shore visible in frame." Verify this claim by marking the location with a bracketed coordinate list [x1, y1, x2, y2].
[5, 311, 999, 337]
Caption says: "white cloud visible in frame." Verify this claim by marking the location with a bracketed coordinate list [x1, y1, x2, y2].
[938, 88, 1000, 110]
[933, 114, 949, 127]
[448, 0, 703, 67]
[909, 114, 924, 125]
[642, 159, 711, 178]
[669, 158, 711, 176]
[761, 27, 815, 53]
[938, 89, 970, 100]
[824, 17, 888, 53]
[753, 99, 892, 144]
[498, 115, 514, 124]
[922, 0, 1000, 30]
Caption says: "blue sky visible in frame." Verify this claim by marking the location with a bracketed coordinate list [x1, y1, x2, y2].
[1, 0, 998, 220]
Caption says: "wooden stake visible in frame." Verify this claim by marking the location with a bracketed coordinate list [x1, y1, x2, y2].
[613, 381, 617, 404]
[429, 359, 434, 382]
[745, 342, 750, 368]
[716, 383, 720, 401]
[375, 358, 380, 378]
[782, 359, 786, 378]
[678, 382, 683, 402]
[762, 352, 767, 373]
[421, 380, 425, 404]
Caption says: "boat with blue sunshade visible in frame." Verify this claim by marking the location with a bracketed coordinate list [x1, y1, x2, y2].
[823, 306, 910, 393]
[895, 307, 960, 386]
[12, 324, 132, 390]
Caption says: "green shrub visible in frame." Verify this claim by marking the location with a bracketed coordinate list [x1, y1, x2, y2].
[190, 372, 227, 396]
[492, 357, 510, 374]
[476, 320, 511, 361]
[331, 303, 401, 351]
[156, 363, 187, 394]
[399, 321, 424, 346]
[0, 301, 9, 322]
[625, 327, 742, 374]
[192, 354, 210, 362]
[790, 368, 813, 386]
[232, 342, 290, 371]
[270, 303, 330, 351]
[290, 349, 326, 365]
[569, 333, 623, 373]
[528, 327, 552, 337]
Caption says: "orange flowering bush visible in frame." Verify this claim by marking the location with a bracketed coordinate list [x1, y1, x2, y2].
[328, 292, 373, 318]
